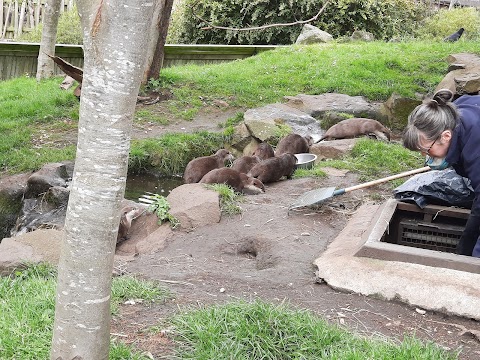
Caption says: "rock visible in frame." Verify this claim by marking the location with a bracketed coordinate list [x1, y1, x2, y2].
[243, 103, 322, 140]
[435, 53, 480, 96]
[45, 186, 70, 207]
[243, 108, 281, 142]
[135, 225, 173, 254]
[310, 138, 359, 160]
[116, 211, 172, 256]
[284, 93, 381, 120]
[0, 173, 30, 240]
[24, 162, 70, 199]
[241, 138, 263, 156]
[295, 24, 333, 45]
[167, 183, 221, 230]
[0, 229, 63, 274]
[12, 186, 70, 236]
[380, 93, 422, 130]
[351, 30, 375, 42]
[230, 122, 254, 154]
[455, 73, 480, 94]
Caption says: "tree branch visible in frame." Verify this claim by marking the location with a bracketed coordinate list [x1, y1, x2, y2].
[191, 0, 331, 32]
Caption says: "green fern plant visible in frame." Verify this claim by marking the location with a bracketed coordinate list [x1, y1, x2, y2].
[147, 194, 180, 229]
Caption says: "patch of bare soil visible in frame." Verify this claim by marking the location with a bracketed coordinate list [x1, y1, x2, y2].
[115, 172, 480, 359]
[131, 101, 245, 139]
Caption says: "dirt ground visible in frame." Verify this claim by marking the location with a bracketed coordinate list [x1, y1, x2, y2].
[108, 103, 480, 359]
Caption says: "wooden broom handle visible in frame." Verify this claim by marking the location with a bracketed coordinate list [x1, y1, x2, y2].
[343, 166, 431, 193]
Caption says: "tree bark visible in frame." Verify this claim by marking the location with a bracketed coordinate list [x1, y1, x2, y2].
[36, 0, 62, 81]
[142, 0, 175, 85]
[50, 1, 155, 359]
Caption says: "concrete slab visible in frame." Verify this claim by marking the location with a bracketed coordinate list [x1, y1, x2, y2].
[314, 202, 480, 320]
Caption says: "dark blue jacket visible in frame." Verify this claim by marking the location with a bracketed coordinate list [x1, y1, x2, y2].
[445, 95, 480, 254]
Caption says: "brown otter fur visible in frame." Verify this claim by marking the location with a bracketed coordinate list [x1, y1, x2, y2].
[200, 168, 265, 195]
[183, 149, 234, 183]
[316, 118, 391, 142]
[117, 206, 143, 244]
[231, 156, 260, 174]
[252, 142, 275, 160]
[275, 134, 313, 155]
[247, 153, 297, 183]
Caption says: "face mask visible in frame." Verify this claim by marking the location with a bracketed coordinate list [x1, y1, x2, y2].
[425, 155, 450, 170]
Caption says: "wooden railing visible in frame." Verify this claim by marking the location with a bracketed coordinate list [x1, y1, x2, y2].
[1, 0, 74, 40]
[0, 42, 278, 81]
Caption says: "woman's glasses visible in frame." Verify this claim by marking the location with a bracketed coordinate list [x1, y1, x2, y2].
[418, 135, 440, 155]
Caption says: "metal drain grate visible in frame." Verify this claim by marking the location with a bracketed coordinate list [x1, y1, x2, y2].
[398, 219, 463, 253]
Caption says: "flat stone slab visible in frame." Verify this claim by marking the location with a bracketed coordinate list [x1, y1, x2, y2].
[314, 202, 480, 320]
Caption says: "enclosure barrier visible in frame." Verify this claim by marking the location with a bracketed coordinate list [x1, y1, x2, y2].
[0, 42, 279, 81]
[1, 0, 74, 40]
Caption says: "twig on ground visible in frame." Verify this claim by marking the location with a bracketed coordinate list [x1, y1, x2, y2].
[156, 279, 195, 286]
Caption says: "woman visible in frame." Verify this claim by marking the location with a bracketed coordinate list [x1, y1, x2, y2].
[403, 89, 480, 257]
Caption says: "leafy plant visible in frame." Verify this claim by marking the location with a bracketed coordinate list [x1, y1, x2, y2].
[171, 0, 425, 45]
[146, 193, 180, 228]
[416, 7, 480, 40]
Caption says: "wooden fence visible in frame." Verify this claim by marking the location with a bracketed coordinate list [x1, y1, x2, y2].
[1, 0, 74, 40]
[0, 42, 278, 81]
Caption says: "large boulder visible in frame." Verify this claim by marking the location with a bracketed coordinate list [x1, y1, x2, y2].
[167, 183, 221, 230]
[284, 93, 382, 122]
[243, 107, 281, 142]
[10, 162, 73, 236]
[310, 139, 359, 160]
[295, 24, 333, 45]
[0, 173, 30, 240]
[243, 103, 322, 139]
[24, 162, 70, 199]
[435, 53, 480, 97]
[350, 30, 375, 42]
[0, 229, 63, 275]
[380, 93, 422, 130]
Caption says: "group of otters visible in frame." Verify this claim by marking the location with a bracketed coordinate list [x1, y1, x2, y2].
[117, 118, 391, 243]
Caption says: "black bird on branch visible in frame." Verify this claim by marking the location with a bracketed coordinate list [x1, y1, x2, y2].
[444, 28, 464, 42]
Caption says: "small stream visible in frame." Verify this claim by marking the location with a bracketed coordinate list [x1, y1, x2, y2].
[124, 173, 184, 201]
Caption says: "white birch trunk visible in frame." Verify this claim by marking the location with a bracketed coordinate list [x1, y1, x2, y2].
[36, 0, 62, 80]
[50, 1, 154, 359]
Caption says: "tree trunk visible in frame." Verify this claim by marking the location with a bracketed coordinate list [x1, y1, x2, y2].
[50, 1, 155, 359]
[36, 0, 62, 81]
[142, 0, 175, 85]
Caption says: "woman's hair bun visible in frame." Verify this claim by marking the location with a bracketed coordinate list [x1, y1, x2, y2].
[432, 88, 454, 105]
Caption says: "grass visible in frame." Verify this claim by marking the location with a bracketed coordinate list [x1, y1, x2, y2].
[1, 40, 478, 175]
[204, 183, 243, 215]
[0, 76, 79, 174]
[0, 264, 460, 359]
[293, 138, 425, 189]
[158, 41, 480, 109]
[0, 264, 169, 360]
[129, 131, 233, 175]
[167, 300, 457, 359]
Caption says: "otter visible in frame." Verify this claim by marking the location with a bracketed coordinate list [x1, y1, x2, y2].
[117, 206, 144, 244]
[275, 134, 313, 155]
[200, 168, 265, 195]
[183, 149, 234, 183]
[247, 153, 297, 183]
[315, 118, 391, 142]
[252, 142, 275, 160]
[231, 155, 260, 174]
